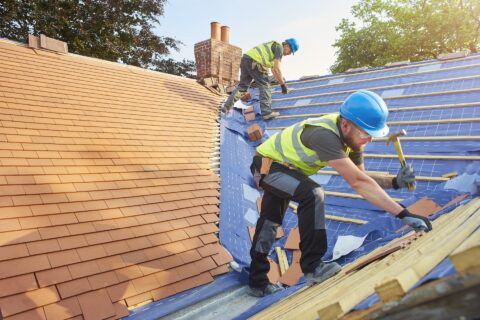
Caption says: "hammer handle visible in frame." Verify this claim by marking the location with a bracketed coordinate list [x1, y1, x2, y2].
[393, 140, 416, 192]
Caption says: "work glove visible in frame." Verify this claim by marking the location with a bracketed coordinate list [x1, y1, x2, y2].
[397, 209, 432, 232]
[393, 164, 415, 189]
[281, 84, 289, 94]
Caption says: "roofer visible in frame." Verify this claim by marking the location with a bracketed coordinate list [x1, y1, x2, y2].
[247, 90, 433, 297]
[223, 38, 299, 120]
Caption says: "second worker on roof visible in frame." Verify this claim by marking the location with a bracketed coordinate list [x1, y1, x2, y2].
[223, 38, 299, 120]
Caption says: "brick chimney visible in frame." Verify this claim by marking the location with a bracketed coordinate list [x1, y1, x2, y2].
[194, 22, 242, 86]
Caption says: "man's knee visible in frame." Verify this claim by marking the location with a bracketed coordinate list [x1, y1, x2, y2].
[253, 219, 279, 254]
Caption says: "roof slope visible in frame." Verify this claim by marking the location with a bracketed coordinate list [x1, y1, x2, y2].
[217, 53, 480, 318]
[0, 39, 230, 319]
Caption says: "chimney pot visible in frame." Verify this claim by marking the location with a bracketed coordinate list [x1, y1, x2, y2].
[211, 22, 221, 40]
[221, 26, 230, 43]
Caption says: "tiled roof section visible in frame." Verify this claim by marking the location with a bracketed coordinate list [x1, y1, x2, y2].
[0, 39, 230, 319]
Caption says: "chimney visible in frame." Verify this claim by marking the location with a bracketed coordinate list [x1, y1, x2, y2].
[211, 22, 221, 41]
[194, 22, 242, 87]
[221, 26, 230, 44]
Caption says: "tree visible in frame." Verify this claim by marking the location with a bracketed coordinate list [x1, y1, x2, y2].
[0, 0, 196, 78]
[331, 0, 480, 73]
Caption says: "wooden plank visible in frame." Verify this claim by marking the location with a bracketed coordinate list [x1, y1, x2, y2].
[375, 205, 480, 302]
[318, 170, 449, 182]
[275, 247, 287, 275]
[363, 273, 480, 320]
[450, 228, 480, 275]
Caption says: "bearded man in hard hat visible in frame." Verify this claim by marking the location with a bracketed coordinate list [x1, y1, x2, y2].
[223, 38, 299, 120]
[247, 90, 432, 297]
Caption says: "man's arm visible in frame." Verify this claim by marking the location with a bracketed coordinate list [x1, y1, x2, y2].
[329, 157, 403, 215]
[272, 59, 285, 85]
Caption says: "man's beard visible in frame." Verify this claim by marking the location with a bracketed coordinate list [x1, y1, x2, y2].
[344, 133, 365, 152]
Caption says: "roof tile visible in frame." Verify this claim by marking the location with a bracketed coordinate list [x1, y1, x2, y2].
[0, 274, 38, 298]
[58, 235, 88, 250]
[0, 254, 51, 279]
[77, 290, 116, 320]
[125, 291, 153, 308]
[106, 281, 138, 302]
[57, 278, 92, 299]
[87, 271, 120, 291]
[96, 255, 127, 273]
[0, 286, 60, 317]
[48, 249, 81, 268]
[68, 260, 101, 279]
[26, 239, 61, 255]
[43, 297, 81, 320]
[3, 308, 46, 320]
[77, 244, 107, 261]
[36, 266, 72, 287]
[0, 244, 29, 262]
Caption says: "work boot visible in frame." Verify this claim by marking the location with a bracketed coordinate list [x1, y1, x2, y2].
[304, 262, 341, 285]
[247, 283, 284, 297]
[262, 112, 280, 120]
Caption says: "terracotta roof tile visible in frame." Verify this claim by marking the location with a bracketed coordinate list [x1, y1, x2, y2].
[106, 281, 139, 302]
[0, 40, 227, 318]
[4, 307, 44, 320]
[38, 226, 70, 240]
[0, 244, 29, 262]
[26, 239, 60, 255]
[0, 286, 60, 317]
[210, 265, 230, 277]
[77, 244, 107, 261]
[0, 254, 51, 279]
[48, 250, 81, 268]
[36, 266, 72, 287]
[57, 235, 88, 250]
[77, 290, 116, 320]
[57, 278, 92, 299]
[43, 297, 81, 320]
[68, 260, 101, 279]
[0, 274, 37, 298]
[125, 291, 153, 308]
[199, 233, 219, 245]
[96, 256, 127, 273]
[150, 283, 176, 301]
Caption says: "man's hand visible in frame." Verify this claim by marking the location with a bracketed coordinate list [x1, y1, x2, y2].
[397, 209, 432, 232]
[281, 84, 289, 94]
[394, 164, 415, 189]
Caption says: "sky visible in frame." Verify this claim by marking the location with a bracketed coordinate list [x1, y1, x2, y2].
[157, 0, 358, 81]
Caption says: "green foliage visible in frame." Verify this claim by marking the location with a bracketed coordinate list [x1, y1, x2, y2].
[0, 0, 196, 78]
[331, 0, 480, 73]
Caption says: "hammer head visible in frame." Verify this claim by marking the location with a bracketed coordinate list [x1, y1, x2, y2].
[386, 129, 407, 146]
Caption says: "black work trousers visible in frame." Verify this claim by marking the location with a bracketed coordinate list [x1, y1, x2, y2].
[249, 156, 328, 288]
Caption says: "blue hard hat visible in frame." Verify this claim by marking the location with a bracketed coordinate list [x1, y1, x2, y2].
[340, 90, 389, 137]
[285, 38, 299, 54]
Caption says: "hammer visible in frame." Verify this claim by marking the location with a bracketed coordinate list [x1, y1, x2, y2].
[386, 129, 416, 192]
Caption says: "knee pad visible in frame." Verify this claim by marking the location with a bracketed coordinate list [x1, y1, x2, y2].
[254, 219, 279, 254]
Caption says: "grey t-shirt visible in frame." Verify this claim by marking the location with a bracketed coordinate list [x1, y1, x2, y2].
[300, 124, 363, 165]
[271, 42, 283, 61]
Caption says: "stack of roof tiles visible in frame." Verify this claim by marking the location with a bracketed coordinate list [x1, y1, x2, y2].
[0, 39, 231, 320]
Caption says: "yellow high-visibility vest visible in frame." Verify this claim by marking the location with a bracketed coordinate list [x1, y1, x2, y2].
[245, 41, 280, 69]
[257, 114, 351, 176]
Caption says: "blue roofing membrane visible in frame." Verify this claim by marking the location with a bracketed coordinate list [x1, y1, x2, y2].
[128, 54, 480, 319]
